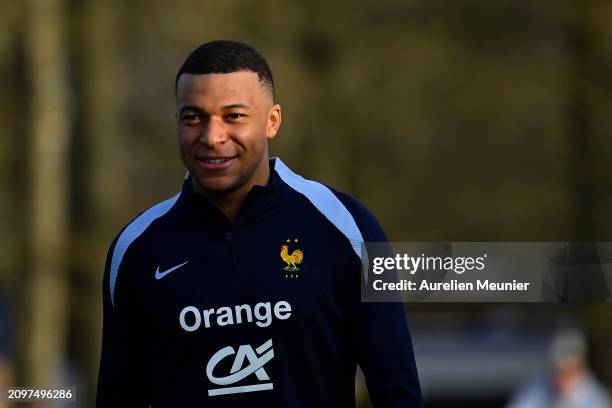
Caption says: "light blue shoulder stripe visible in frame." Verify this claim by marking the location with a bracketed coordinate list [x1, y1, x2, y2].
[109, 193, 181, 306]
[273, 158, 368, 280]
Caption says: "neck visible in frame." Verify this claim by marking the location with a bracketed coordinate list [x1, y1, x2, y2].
[195, 160, 271, 223]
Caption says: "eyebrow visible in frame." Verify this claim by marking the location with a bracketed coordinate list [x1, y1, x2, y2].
[222, 103, 250, 110]
[178, 103, 251, 114]
[178, 105, 204, 114]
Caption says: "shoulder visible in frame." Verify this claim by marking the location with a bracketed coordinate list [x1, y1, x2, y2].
[329, 189, 388, 243]
[104, 192, 181, 306]
[109, 192, 181, 256]
[273, 157, 387, 243]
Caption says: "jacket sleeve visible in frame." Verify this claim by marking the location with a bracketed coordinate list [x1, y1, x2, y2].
[340, 194, 423, 407]
[96, 238, 151, 407]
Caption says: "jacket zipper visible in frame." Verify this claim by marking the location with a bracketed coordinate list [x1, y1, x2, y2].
[226, 229, 235, 277]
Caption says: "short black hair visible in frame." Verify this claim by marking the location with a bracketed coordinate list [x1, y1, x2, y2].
[175, 40, 274, 98]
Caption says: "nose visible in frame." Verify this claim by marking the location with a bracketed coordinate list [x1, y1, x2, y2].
[199, 116, 228, 148]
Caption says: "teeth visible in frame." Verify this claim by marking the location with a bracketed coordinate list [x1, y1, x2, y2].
[204, 158, 230, 164]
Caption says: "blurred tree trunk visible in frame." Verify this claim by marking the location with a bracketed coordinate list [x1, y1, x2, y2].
[0, 3, 21, 403]
[0, 0, 22, 290]
[568, 0, 593, 240]
[568, 0, 612, 387]
[19, 0, 71, 388]
[71, 0, 127, 404]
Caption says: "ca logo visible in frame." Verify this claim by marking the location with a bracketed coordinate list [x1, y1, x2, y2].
[206, 338, 274, 396]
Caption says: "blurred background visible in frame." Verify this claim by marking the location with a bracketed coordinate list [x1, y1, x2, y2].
[1, 0, 612, 406]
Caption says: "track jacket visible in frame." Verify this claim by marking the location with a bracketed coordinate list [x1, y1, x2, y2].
[96, 157, 422, 407]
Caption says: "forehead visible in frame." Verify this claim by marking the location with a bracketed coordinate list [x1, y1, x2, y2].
[176, 71, 268, 108]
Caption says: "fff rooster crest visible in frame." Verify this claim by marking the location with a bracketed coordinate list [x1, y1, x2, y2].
[280, 239, 304, 279]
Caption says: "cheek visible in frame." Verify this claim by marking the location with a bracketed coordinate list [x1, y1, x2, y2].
[177, 129, 199, 151]
[236, 123, 268, 149]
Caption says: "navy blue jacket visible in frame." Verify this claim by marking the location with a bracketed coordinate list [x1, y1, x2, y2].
[96, 158, 422, 407]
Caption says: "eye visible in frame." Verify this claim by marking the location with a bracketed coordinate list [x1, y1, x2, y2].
[180, 113, 203, 125]
[225, 113, 246, 120]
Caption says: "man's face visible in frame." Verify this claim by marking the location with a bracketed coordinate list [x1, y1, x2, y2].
[176, 71, 281, 196]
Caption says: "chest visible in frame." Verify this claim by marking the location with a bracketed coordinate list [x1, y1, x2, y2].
[130, 215, 354, 337]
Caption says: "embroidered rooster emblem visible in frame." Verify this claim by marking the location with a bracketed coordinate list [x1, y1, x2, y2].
[280, 240, 304, 273]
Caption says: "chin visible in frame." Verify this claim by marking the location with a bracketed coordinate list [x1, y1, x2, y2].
[194, 177, 241, 195]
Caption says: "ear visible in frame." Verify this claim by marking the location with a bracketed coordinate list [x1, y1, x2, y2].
[266, 104, 282, 140]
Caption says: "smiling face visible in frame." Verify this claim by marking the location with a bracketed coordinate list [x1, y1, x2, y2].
[176, 71, 281, 197]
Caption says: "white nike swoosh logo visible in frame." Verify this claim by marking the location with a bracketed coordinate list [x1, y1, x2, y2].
[155, 261, 189, 280]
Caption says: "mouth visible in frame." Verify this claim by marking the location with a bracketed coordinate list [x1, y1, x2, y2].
[196, 155, 237, 171]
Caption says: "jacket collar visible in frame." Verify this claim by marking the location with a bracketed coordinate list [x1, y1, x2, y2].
[178, 157, 291, 225]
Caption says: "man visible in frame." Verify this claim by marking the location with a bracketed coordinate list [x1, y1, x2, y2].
[96, 40, 422, 407]
[507, 329, 611, 408]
